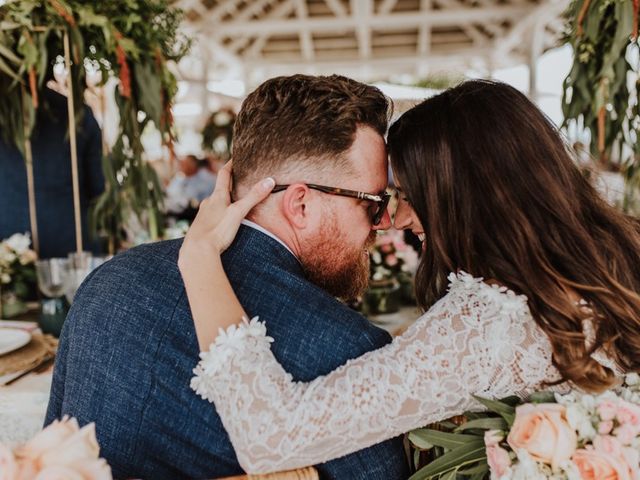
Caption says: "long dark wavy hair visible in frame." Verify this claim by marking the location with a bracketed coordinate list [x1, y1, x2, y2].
[388, 79, 640, 392]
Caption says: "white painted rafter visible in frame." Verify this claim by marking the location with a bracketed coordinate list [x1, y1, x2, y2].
[295, 0, 315, 61]
[179, 0, 566, 83]
[351, 0, 372, 59]
[208, 5, 533, 37]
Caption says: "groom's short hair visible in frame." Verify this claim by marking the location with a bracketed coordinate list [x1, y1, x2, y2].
[232, 74, 391, 186]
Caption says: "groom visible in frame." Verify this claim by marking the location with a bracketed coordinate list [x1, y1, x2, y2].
[45, 74, 409, 479]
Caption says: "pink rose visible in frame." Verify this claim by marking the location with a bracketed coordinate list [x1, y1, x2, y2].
[573, 448, 632, 480]
[616, 401, 640, 430]
[73, 458, 112, 480]
[15, 416, 79, 460]
[594, 436, 624, 459]
[593, 435, 640, 480]
[484, 432, 511, 479]
[15, 459, 39, 480]
[620, 448, 640, 480]
[599, 421, 615, 435]
[507, 403, 577, 469]
[33, 465, 84, 480]
[615, 424, 637, 446]
[386, 254, 398, 266]
[0, 444, 18, 480]
[39, 423, 101, 468]
[598, 400, 618, 422]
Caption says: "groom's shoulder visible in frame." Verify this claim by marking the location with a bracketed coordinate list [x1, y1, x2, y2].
[75, 239, 184, 307]
[95, 239, 181, 280]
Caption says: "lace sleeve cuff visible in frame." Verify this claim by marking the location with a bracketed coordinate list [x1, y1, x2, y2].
[190, 317, 273, 402]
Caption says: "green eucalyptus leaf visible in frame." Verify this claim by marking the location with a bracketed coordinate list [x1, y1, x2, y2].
[472, 396, 516, 426]
[439, 470, 457, 480]
[457, 460, 489, 475]
[0, 42, 21, 64]
[414, 448, 421, 470]
[412, 430, 482, 451]
[409, 442, 486, 480]
[0, 54, 21, 82]
[528, 391, 557, 403]
[454, 417, 508, 432]
[75, 7, 108, 27]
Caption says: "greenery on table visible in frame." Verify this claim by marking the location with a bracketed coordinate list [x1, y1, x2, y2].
[0, 233, 37, 318]
[0, 0, 191, 251]
[562, 0, 640, 212]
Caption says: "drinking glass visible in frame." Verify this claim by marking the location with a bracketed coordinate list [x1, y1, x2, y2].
[36, 258, 70, 337]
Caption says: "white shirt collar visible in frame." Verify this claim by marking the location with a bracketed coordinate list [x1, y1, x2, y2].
[241, 220, 298, 259]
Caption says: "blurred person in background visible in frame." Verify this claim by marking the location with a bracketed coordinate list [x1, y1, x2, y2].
[0, 87, 104, 258]
[165, 154, 216, 221]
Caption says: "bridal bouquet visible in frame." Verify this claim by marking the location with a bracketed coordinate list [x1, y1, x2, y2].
[0, 416, 112, 480]
[0, 233, 37, 317]
[409, 375, 640, 480]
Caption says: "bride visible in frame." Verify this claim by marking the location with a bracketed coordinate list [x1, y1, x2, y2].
[178, 80, 640, 474]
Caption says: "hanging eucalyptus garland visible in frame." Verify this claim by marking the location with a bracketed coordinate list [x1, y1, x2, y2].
[0, 0, 191, 252]
[562, 0, 640, 211]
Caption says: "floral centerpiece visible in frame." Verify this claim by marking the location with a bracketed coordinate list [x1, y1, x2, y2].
[408, 374, 640, 479]
[0, 233, 37, 318]
[0, 416, 112, 479]
[365, 229, 419, 314]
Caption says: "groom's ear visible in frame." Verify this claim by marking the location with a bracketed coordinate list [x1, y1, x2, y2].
[279, 183, 314, 229]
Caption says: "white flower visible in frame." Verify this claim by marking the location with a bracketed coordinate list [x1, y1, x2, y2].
[5, 233, 31, 255]
[19, 249, 37, 265]
[214, 111, 232, 126]
[625, 373, 640, 386]
[579, 394, 596, 412]
[511, 450, 549, 480]
[556, 391, 577, 405]
[1, 273, 10, 284]
[0, 249, 16, 264]
[565, 403, 597, 441]
[557, 460, 582, 480]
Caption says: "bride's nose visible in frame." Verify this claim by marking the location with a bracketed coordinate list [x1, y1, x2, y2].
[393, 200, 414, 231]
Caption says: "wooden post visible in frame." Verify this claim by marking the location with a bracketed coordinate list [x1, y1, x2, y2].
[63, 31, 83, 254]
[21, 86, 40, 256]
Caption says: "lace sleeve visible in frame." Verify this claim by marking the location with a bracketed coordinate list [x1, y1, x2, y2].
[191, 272, 558, 474]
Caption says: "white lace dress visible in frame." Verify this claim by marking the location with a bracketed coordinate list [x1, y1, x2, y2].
[191, 272, 567, 474]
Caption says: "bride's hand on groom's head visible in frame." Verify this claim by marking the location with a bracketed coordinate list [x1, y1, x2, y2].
[179, 161, 276, 265]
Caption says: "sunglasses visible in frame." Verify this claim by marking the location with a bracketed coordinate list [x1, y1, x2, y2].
[272, 183, 391, 225]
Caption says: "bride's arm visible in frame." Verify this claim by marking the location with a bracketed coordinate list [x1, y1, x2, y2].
[190, 282, 525, 474]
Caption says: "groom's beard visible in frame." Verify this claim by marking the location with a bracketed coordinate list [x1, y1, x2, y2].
[300, 223, 375, 302]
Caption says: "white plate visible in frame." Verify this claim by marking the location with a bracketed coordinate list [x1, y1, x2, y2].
[0, 328, 31, 356]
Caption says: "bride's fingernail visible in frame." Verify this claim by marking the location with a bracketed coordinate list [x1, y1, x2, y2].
[262, 177, 275, 190]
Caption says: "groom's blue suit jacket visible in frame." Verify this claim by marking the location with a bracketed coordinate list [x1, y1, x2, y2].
[45, 225, 409, 479]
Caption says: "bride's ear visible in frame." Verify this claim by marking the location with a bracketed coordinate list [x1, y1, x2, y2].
[279, 184, 315, 229]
